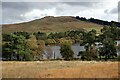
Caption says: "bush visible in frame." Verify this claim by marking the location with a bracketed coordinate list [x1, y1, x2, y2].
[116, 56, 120, 61]
[60, 41, 74, 60]
[24, 53, 33, 61]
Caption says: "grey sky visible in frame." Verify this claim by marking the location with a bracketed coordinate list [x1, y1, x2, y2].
[1, 0, 120, 24]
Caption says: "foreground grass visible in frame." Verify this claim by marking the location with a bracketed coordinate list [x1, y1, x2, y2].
[2, 61, 119, 78]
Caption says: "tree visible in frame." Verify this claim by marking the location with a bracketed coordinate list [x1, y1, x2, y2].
[37, 40, 45, 60]
[77, 51, 86, 61]
[80, 29, 98, 60]
[47, 33, 54, 39]
[101, 25, 118, 40]
[45, 39, 56, 45]
[34, 32, 47, 40]
[117, 44, 120, 52]
[58, 38, 72, 45]
[116, 44, 120, 61]
[99, 38, 117, 60]
[2, 42, 13, 60]
[99, 26, 117, 60]
[2, 33, 32, 61]
[60, 40, 74, 60]
[26, 35, 45, 60]
[13, 31, 30, 39]
[15, 35, 32, 61]
[78, 45, 98, 61]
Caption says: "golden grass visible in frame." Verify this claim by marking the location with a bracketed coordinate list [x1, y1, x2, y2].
[0, 61, 2, 79]
[2, 16, 103, 33]
[2, 61, 119, 78]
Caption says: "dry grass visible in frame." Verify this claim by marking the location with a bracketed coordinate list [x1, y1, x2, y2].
[2, 16, 103, 33]
[2, 61, 119, 78]
[0, 61, 2, 79]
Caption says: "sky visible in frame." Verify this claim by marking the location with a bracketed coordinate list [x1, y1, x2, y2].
[1, 0, 120, 24]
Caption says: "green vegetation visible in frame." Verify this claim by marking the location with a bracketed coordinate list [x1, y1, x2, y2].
[79, 29, 98, 60]
[78, 24, 119, 61]
[60, 39, 74, 60]
[2, 33, 32, 61]
[2, 16, 120, 61]
[26, 35, 45, 60]
[2, 25, 120, 61]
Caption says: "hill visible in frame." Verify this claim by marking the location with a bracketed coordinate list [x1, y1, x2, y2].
[2, 16, 104, 34]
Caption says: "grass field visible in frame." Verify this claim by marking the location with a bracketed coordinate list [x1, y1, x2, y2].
[2, 61, 119, 78]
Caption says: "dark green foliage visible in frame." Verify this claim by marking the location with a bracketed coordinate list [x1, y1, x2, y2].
[116, 56, 120, 61]
[99, 26, 117, 60]
[76, 16, 120, 27]
[13, 32, 30, 39]
[76, 16, 87, 21]
[99, 38, 117, 60]
[60, 43, 74, 60]
[66, 30, 83, 38]
[117, 28, 120, 39]
[80, 29, 98, 60]
[23, 53, 33, 61]
[3, 32, 30, 41]
[47, 32, 66, 39]
[2, 24, 120, 61]
[2, 42, 13, 60]
[47, 33, 54, 39]
[47, 30, 83, 44]
[84, 29, 96, 45]
[77, 51, 86, 61]
[78, 46, 98, 61]
[34, 32, 47, 40]
[2, 34, 11, 41]
[2, 33, 32, 61]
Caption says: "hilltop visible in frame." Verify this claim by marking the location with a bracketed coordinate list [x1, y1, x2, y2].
[2, 16, 105, 34]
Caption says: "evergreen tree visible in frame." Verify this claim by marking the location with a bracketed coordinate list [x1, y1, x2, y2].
[60, 40, 74, 60]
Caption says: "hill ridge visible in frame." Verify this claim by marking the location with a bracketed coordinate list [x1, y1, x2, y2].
[2, 16, 106, 33]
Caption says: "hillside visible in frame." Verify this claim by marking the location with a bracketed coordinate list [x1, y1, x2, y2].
[2, 16, 103, 34]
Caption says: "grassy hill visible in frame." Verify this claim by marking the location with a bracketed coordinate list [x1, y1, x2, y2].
[2, 16, 103, 34]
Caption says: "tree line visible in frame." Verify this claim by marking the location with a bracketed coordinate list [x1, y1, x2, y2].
[76, 16, 120, 27]
[2, 25, 120, 61]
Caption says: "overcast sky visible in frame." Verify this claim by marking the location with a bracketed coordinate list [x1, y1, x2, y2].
[1, 0, 120, 24]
